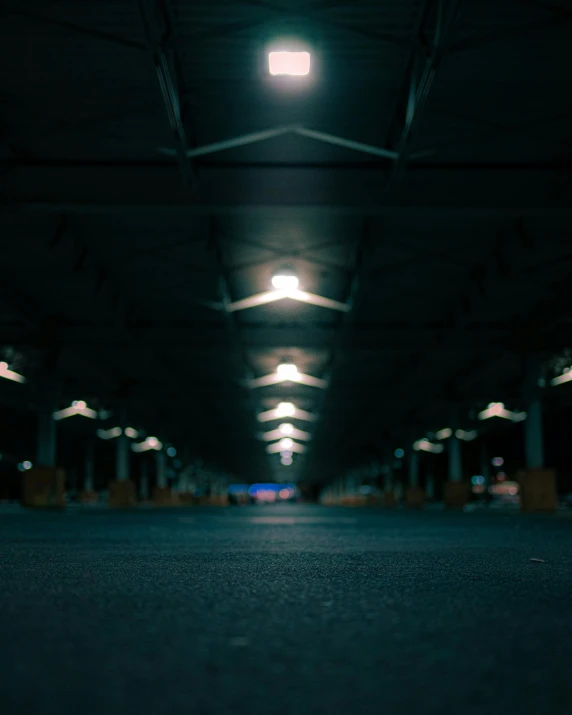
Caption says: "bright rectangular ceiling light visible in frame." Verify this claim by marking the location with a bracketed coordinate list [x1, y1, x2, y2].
[268, 51, 310, 76]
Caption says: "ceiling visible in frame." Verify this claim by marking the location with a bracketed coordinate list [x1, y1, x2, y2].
[1, 0, 572, 483]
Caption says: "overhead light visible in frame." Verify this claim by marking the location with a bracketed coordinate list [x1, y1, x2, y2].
[131, 436, 163, 453]
[478, 402, 527, 422]
[53, 401, 98, 420]
[413, 439, 444, 454]
[281, 456, 293, 466]
[276, 363, 299, 381]
[97, 426, 122, 440]
[0, 361, 26, 384]
[279, 423, 294, 435]
[258, 402, 317, 422]
[249, 367, 327, 390]
[455, 429, 478, 441]
[266, 440, 305, 454]
[268, 51, 310, 76]
[271, 269, 299, 292]
[124, 427, 139, 439]
[18, 460, 33, 472]
[280, 450, 293, 458]
[436, 428, 452, 440]
[551, 369, 572, 386]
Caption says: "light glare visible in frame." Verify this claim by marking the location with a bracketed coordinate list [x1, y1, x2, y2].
[279, 423, 294, 435]
[279, 438, 294, 450]
[276, 402, 296, 417]
[272, 274, 299, 291]
[269, 51, 310, 76]
[276, 363, 298, 380]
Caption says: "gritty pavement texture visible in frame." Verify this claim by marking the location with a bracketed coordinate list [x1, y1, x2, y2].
[1, 505, 572, 715]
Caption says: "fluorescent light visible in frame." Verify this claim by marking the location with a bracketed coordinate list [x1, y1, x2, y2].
[413, 439, 444, 454]
[478, 402, 527, 422]
[131, 436, 163, 453]
[97, 426, 122, 440]
[53, 402, 98, 420]
[276, 363, 298, 381]
[272, 273, 299, 292]
[456, 429, 478, 441]
[268, 51, 310, 76]
[276, 402, 295, 418]
[0, 361, 26, 384]
[551, 369, 572, 386]
[436, 428, 452, 440]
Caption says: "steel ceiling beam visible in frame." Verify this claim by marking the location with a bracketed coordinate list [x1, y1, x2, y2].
[138, 0, 196, 186]
[384, 0, 464, 192]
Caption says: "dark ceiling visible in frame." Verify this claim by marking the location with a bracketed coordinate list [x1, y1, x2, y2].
[1, 0, 572, 484]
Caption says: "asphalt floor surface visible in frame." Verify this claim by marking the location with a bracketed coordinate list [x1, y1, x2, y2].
[1, 504, 572, 715]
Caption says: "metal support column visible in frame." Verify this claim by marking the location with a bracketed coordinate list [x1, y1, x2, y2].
[115, 408, 130, 482]
[524, 359, 544, 469]
[448, 434, 463, 483]
[36, 380, 59, 467]
[409, 450, 420, 487]
[155, 450, 167, 489]
[84, 440, 95, 492]
[140, 458, 149, 500]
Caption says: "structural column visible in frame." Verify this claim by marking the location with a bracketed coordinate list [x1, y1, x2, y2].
[518, 357, 555, 511]
[448, 434, 462, 483]
[84, 440, 95, 493]
[409, 451, 419, 487]
[139, 458, 149, 501]
[155, 450, 167, 489]
[115, 408, 130, 482]
[36, 381, 59, 467]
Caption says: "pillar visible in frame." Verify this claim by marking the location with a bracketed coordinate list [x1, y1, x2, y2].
[84, 441, 95, 492]
[518, 357, 555, 511]
[115, 409, 130, 482]
[108, 405, 136, 507]
[425, 470, 435, 501]
[409, 451, 419, 487]
[448, 434, 462, 483]
[36, 382, 59, 467]
[140, 458, 149, 500]
[155, 450, 167, 489]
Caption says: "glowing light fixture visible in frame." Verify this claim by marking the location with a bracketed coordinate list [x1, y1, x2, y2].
[261, 424, 311, 442]
[0, 361, 26, 384]
[272, 270, 299, 292]
[249, 365, 327, 389]
[268, 51, 310, 76]
[18, 460, 33, 472]
[125, 427, 139, 439]
[97, 426, 122, 440]
[455, 429, 478, 441]
[551, 369, 572, 386]
[280, 457, 293, 467]
[266, 440, 305, 454]
[258, 402, 317, 422]
[436, 428, 453, 440]
[478, 402, 527, 422]
[413, 439, 444, 454]
[280, 450, 293, 458]
[279, 423, 294, 435]
[53, 401, 98, 421]
[131, 436, 163, 453]
[276, 363, 299, 381]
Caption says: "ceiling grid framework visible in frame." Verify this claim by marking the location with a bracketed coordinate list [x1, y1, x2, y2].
[0, 0, 571, 483]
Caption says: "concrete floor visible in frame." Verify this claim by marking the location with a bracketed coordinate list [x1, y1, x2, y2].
[1, 504, 572, 715]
